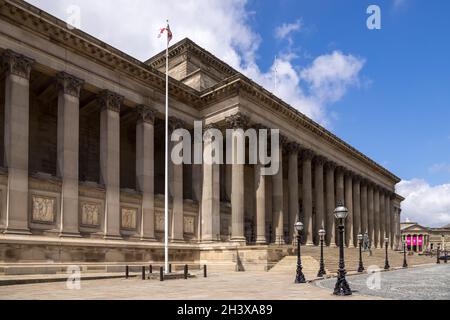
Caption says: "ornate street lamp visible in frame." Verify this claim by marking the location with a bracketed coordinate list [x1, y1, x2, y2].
[357, 233, 365, 273]
[437, 245, 440, 264]
[317, 229, 326, 277]
[333, 202, 352, 296]
[294, 221, 306, 284]
[402, 238, 408, 268]
[384, 238, 390, 270]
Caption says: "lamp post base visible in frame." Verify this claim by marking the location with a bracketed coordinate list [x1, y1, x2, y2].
[333, 273, 352, 296]
[295, 268, 306, 284]
[357, 263, 365, 273]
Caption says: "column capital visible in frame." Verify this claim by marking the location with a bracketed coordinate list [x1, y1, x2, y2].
[169, 117, 187, 134]
[136, 105, 156, 125]
[56, 72, 84, 98]
[300, 148, 315, 161]
[360, 177, 369, 187]
[313, 155, 327, 166]
[324, 161, 337, 171]
[225, 112, 250, 129]
[98, 90, 123, 113]
[253, 123, 269, 131]
[344, 169, 354, 179]
[2, 49, 34, 79]
[353, 174, 362, 183]
[336, 165, 346, 174]
[286, 142, 301, 155]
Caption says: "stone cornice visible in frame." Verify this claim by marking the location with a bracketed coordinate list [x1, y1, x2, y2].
[56, 71, 84, 98]
[0, 0, 201, 106]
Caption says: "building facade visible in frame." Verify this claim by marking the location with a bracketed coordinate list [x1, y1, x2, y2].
[0, 0, 403, 269]
[400, 222, 450, 253]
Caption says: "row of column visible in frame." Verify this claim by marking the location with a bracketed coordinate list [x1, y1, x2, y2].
[213, 118, 401, 248]
[1, 49, 188, 241]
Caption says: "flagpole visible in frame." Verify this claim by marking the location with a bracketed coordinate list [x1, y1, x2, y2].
[164, 19, 169, 274]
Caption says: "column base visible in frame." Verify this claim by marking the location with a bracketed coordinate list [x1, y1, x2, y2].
[140, 237, 157, 242]
[3, 228, 32, 235]
[60, 232, 82, 238]
[255, 239, 267, 245]
[305, 241, 315, 246]
[170, 239, 185, 243]
[230, 237, 247, 245]
[104, 234, 123, 240]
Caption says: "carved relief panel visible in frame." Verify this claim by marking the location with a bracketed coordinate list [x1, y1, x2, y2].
[121, 207, 137, 230]
[184, 216, 195, 234]
[155, 211, 164, 232]
[81, 202, 100, 227]
[31, 195, 56, 224]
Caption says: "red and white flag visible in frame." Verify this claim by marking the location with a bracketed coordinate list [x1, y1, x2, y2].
[158, 22, 173, 43]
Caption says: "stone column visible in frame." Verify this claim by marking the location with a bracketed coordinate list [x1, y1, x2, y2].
[255, 163, 266, 244]
[360, 179, 368, 236]
[325, 161, 336, 246]
[379, 190, 386, 248]
[352, 175, 361, 247]
[99, 90, 123, 239]
[385, 192, 391, 248]
[287, 142, 300, 243]
[169, 117, 184, 242]
[390, 195, 395, 249]
[227, 113, 248, 243]
[56, 72, 84, 237]
[395, 208, 402, 248]
[201, 125, 221, 242]
[314, 156, 325, 245]
[344, 170, 354, 247]
[336, 167, 345, 205]
[136, 105, 156, 241]
[2, 50, 34, 234]
[367, 183, 375, 245]
[373, 186, 380, 248]
[272, 136, 286, 245]
[301, 149, 314, 245]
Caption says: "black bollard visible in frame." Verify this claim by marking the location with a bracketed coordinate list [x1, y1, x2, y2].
[204, 265, 207, 278]
[142, 266, 146, 280]
[149, 265, 153, 274]
[169, 264, 172, 273]
[160, 266, 164, 282]
[184, 264, 188, 280]
[125, 265, 129, 279]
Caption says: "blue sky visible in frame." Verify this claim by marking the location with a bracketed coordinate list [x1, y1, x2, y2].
[247, 0, 450, 186]
[28, 0, 450, 226]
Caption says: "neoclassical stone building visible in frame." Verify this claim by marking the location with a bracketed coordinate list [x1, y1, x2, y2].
[0, 0, 403, 270]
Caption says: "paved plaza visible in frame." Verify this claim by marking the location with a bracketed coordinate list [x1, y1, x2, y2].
[0, 264, 447, 300]
[317, 264, 450, 300]
[0, 270, 374, 300]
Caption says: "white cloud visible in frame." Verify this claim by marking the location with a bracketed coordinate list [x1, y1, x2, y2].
[397, 179, 450, 227]
[275, 19, 303, 41]
[27, 0, 364, 126]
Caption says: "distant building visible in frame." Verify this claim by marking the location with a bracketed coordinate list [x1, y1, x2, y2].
[400, 222, 450, 253]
